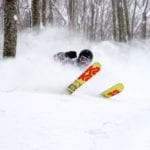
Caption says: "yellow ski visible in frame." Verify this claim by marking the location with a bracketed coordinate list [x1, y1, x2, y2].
[67, 62, 101, 94]
[101, 83, 124, 98]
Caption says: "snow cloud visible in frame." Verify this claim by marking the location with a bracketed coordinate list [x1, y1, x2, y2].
[0, 26, 150, 98]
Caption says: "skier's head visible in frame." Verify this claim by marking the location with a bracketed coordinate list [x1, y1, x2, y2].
[77, 49, 93, 66]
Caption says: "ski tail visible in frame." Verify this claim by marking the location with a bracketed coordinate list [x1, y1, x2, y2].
[101, 83, 124, 98]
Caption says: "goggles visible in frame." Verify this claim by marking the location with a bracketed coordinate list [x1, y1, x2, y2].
[79, 55, 90, 65]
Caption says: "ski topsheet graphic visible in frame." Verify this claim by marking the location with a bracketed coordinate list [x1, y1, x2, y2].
[101, 83, 124, 98]
[67, 62, 101, 94]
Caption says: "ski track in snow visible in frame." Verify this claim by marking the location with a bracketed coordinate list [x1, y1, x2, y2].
[0, 27, 150, 150]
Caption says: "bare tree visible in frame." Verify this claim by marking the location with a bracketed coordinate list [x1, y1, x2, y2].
[0, 0, 4, 32]
[141, 0, 148, 39]
[42, 0, 47, 26]
[3, 0, 17, 57]
[111, 0, 131, 42]
[83, 0, 87, 34]
[123, 0, 131, 40]
[2, 0, 150, 43]
[131, 0, 137, 38]
[31, 0, 40, 27]
[49, 0, 67, 25]
[89, 0, 95, 41]
[68, 0, 75, 29]
[118, 0, 127, 42]
[112, 0, 117, 41]
[49, 0, 53, 24]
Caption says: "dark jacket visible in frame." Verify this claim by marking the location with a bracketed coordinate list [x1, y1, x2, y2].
[54, 51, 77, 65]
[54, 50, 93, 67]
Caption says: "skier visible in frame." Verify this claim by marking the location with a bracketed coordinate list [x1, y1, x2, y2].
[54, 49, 93, 67]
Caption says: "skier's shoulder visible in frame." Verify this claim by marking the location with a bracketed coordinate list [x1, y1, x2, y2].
[64, 51, 77, 59]
[53, 50, 77, 64]
[53, 49, 94, 68]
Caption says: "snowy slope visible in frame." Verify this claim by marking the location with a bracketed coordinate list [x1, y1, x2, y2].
[0, 26, 150, 150]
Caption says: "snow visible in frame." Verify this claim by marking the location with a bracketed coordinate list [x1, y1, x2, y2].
[13, 15, 18, 21]
[0, 26, 150, 150]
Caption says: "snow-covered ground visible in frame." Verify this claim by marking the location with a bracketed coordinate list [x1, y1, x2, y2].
[0, 26, 150, 150]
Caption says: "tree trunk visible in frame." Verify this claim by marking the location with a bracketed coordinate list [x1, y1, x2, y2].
[141, 0, 148, 39]
[141, 12, 147, 39]
[31, 0, 40, 27]
[89, 1, 95, 41]
[42, 0, 47, 26]
[131, 0, 137, 38]
[111, 0, 117, 41]
[122, 0, 131, 40]
[82, 0, 87, 35]
[68, 0, 75, 29]
[117, 0, 126, 42]
[49, 0, 53, 24]
[3, 0, 17, 58]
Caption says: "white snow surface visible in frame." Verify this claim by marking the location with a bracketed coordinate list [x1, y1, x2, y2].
[0, 27, 150, 150]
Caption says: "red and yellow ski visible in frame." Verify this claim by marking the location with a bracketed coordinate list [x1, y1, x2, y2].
[101, 83, 124, 98]
[67, 62, 101, 94]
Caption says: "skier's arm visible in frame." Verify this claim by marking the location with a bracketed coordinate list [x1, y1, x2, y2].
[65, 51, 77, 59]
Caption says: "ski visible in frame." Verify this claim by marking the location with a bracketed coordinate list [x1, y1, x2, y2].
[101, 83, 124, 98]
[67, 62, 101, 94]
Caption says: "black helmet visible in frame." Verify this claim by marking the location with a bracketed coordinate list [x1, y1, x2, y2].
[77, 49, 93, 66]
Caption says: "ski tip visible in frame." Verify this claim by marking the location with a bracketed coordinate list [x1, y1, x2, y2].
[92, 62, 101, 67]
[117, 83, 124, 89]
[101, 82, 125, 98]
